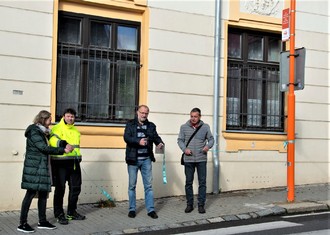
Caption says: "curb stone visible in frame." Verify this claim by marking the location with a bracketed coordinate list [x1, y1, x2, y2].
[255, 208, 275, 217]
[237, 213, 252, 220]
[271, 205, 287, 215]
[166, 223, 182, 229]
[207, 217, 225, 223]
[222, 215, 240, 221]
[276, 201, 329, 214]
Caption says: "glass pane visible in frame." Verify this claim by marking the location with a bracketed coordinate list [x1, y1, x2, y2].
[226, 67, 241, 126]
[90, 22, 111, 48]
[268, 38, 280, 62]
[58, 17, 81, 44]
[266, 70, 281, 127]
[247, 99, 262, 126]
[117, 26, 138, 50]
[248, 35, 263, 61]
[228, 33, 242, 58]
[247, 69, 263, 100]
[247, 69, 263, 126]
[115, 60, 137, 119]
[56, 55, 81, 117]
[267, 99, 279, 127]
[227, 67, 242, 97]
[227, 97, 240, 126]
[87, 58, 111, 118]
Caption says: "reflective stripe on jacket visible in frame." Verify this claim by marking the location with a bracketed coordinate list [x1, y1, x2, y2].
[49, 118, 81, 160]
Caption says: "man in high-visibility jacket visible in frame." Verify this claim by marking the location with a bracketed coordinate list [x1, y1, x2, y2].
[49, 108, 85, 225]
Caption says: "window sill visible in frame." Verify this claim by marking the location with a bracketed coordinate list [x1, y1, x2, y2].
[223, 131, 287, 153]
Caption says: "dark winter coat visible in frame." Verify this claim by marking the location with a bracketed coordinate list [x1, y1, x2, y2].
[21, 124, 65, 192]
[124, 117, 163, 165]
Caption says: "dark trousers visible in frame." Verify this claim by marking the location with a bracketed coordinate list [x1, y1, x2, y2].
[19, 189, 48, 224]
[53, 161, 82, 217]
[184, 161, 207, 207]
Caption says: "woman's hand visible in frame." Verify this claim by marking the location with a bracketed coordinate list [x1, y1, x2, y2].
[65, 144, 74, 153]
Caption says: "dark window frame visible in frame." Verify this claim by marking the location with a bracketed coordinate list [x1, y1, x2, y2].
[226, 27, 285, 133]
[56, 11, 141, 124]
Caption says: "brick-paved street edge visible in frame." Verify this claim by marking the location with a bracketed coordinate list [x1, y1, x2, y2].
[116, 201, 330, 234]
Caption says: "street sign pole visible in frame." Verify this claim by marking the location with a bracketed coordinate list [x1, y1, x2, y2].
[287, 0, 296, 202]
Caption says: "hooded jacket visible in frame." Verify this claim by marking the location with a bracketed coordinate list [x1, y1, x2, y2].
[49, 117, 81, 160]
[124, 117, 163, 165]
[21, 124, 65, 192]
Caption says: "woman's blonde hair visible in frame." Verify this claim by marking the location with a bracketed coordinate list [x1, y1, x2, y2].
[33, 110, 51, 126]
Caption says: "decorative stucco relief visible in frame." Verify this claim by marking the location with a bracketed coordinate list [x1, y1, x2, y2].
[240, 0, 282, 18]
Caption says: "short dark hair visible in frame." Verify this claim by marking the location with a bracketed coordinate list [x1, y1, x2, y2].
[190, 107, 201, 115]
[63, 108, 76, 116]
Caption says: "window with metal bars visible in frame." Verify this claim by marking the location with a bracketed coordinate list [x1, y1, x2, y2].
[226, 28, 285, 132]
[56, 12, 141, 124]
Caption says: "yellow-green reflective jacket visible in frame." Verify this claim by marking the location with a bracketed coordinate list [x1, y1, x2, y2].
[49, 118, 81, 160]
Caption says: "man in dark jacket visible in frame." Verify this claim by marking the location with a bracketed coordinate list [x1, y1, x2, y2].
[124, 105, 164, 219]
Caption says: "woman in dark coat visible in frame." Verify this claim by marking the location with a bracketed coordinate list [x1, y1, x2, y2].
[18, 110, 72, 233]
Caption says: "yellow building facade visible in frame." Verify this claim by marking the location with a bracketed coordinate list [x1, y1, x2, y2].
[0, 0, 328, 211]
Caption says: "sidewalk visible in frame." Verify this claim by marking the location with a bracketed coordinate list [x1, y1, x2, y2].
[1, 183, 329, 235]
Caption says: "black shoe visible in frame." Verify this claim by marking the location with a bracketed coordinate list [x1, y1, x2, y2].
[17, 223, 35, 233]
[128, 211, 136, 218]
[185, 205, 194, 213]
[37, 221, 57, 230]
[198, 205, 206, 214]
[67, 211, 86, 220]
[56, 213, 69, 225]
[147, 211, 158, 219]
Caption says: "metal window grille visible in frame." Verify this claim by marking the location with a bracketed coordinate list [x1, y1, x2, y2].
[55, 12, 141, 124]
[56, 43, 140, 123]
[226, 63, 285, 132]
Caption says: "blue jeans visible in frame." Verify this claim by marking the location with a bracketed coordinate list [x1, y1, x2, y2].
[185, 161, 207, 207]
[128, 158, 155, 213]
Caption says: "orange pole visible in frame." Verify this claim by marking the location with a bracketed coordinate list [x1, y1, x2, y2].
[287, 0, 296, 202]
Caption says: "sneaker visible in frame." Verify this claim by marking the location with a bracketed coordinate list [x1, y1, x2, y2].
[17, 223, 35, 233]
[37, 221, 57, 230]
[198, 205, 206, 214]
[147, 211, 158, 219]
[128, 211, 136, 218]
[184, 205, 194, 213]
[57, 213, 69, 225]
[67, 211, 86, 220]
